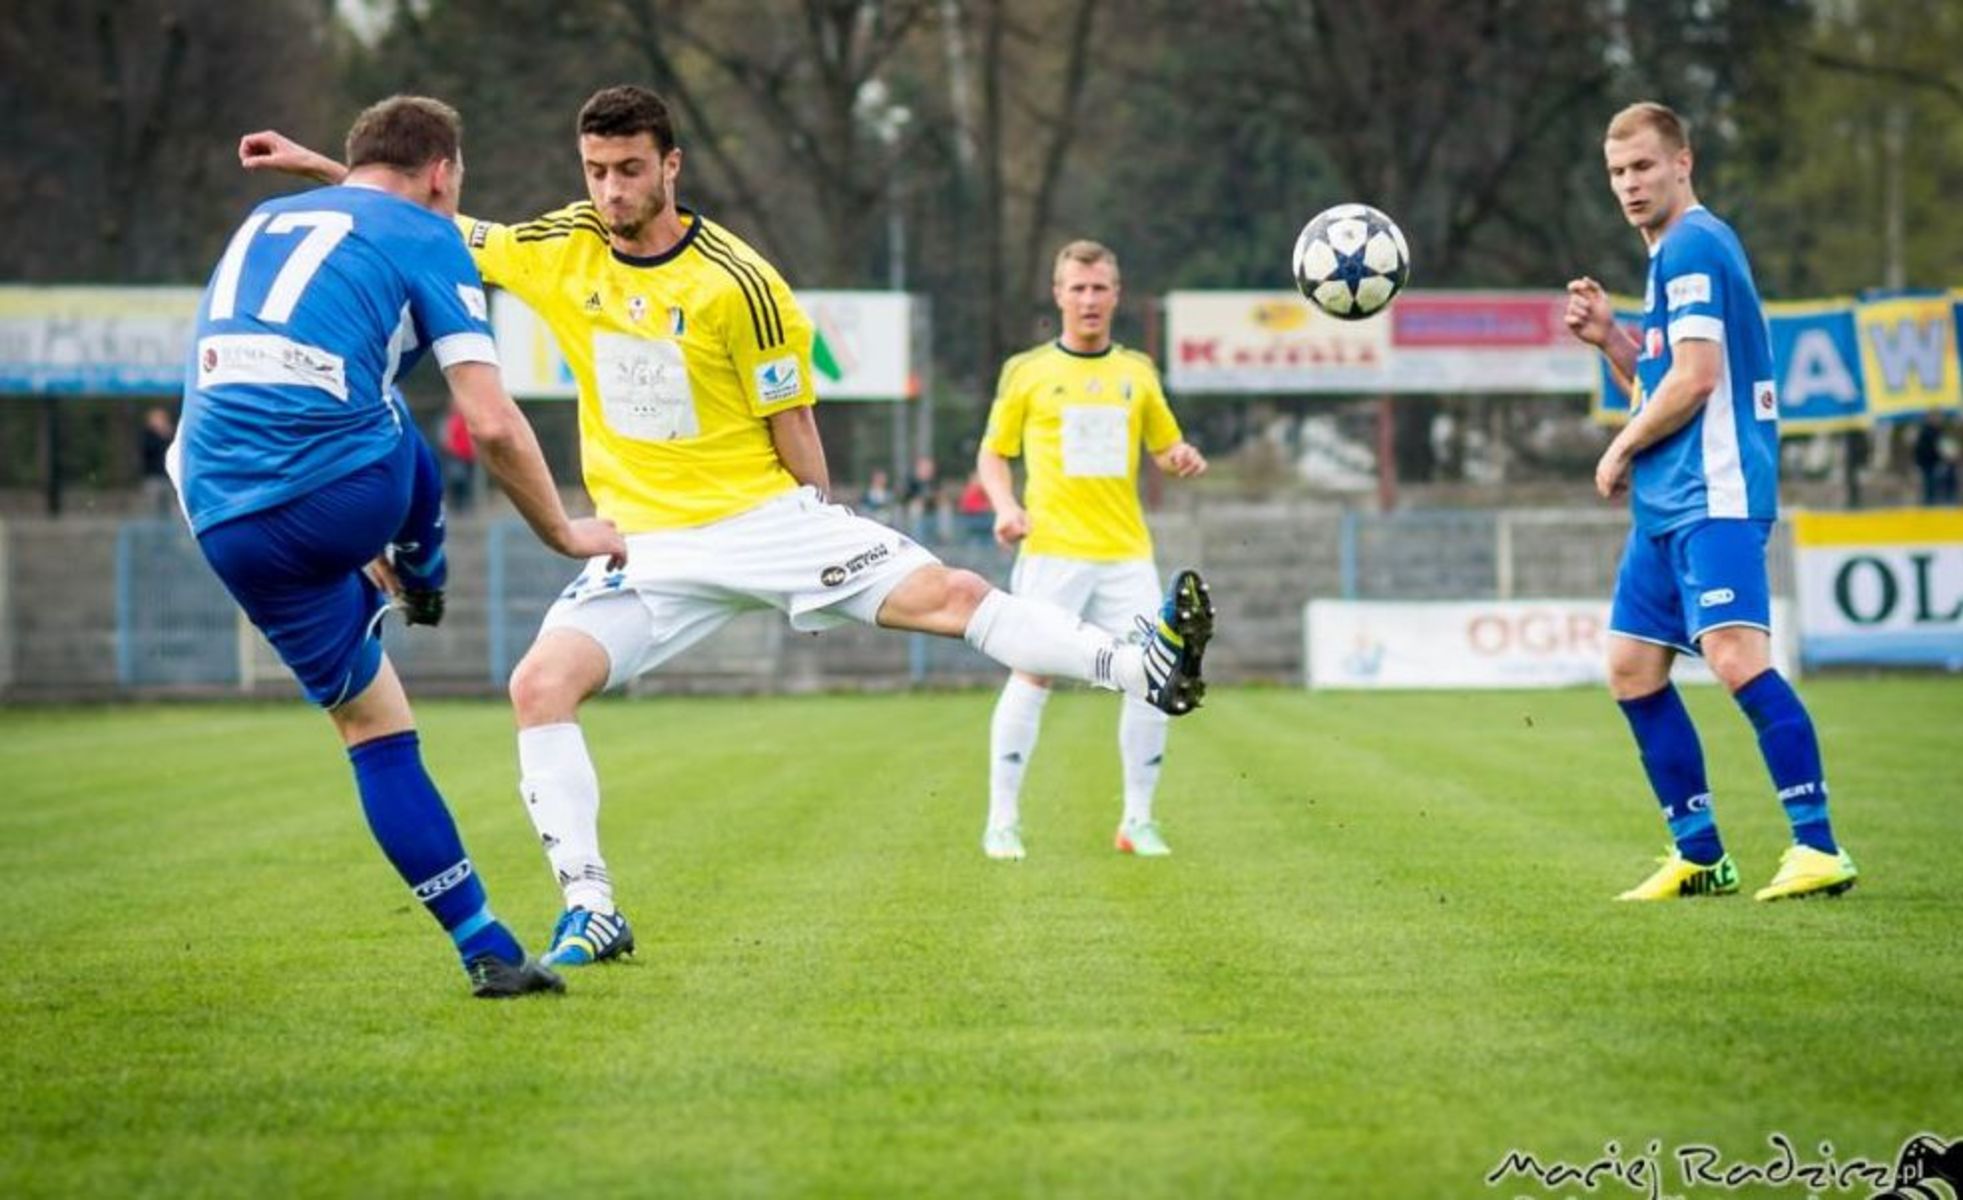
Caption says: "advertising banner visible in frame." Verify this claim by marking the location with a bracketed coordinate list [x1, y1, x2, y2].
[1857, 293, 1960, 422]
[1305, 598, 1796, 689]
[1793, 508, 1963, 669]
[0, 286, 200, 395]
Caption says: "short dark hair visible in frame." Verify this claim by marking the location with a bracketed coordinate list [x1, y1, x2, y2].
[578, 85, 677, 154]
[345, 95, 462, 170]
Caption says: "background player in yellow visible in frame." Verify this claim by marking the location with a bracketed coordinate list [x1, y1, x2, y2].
[975, 241, 1208, 861]
[242, 89, 1215, 967]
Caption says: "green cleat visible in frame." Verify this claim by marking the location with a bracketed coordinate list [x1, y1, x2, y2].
[1614, 847, 1739, 901]
[1754, 845, 1858, 901]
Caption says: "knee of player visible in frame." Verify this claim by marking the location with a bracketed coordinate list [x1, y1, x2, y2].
[508, 654, 589, 722]
[942, 568, 994, 616]
[1703, 644, 1767, 693]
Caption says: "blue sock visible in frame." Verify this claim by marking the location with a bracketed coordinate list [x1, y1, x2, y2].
[348, 731, 523, 965]
[391, 434, 448, 589]
[1733, 670, 1838, 854]
[1617, 684, 1724, 864]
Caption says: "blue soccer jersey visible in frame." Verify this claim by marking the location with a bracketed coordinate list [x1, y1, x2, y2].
[1630, 206, 1779, 532]
[175, 184, 498, 533]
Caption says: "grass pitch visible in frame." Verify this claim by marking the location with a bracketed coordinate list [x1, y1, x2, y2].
[1, 679, 1957, 1198]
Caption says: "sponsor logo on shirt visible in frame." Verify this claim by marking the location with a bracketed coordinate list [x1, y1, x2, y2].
[756, 354, 802, 403]
[468, 221, 490, 249]
[1665, 272, 1712, 308]
[196, 334, 349, 402]
[456, 284, 488, 321]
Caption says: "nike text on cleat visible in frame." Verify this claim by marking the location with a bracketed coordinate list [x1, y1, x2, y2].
[541, 906, 636, 967]
[1614, 847, 1739, 901]
[1116, 818, 1172, 857]
[1753, 845, 1858, 901]
[1137, 568, 1214, 717]
[466, 954, 565, 999]
[982, 824, 1027, 861]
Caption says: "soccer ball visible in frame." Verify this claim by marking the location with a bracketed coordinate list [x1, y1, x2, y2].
[1291, 204, 1410, 320]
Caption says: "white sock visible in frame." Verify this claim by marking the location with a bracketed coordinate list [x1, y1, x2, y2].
[988, 677, 1050, 829]
[516, 722, 615, 914]
[1119, 696, 1169, 824]
[964, 590, 1145, 695]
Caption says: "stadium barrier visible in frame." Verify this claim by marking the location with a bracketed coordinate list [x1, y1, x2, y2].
[0, 505, 1830, 700]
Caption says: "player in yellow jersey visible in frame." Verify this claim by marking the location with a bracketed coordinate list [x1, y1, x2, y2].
[240, 87, 1216, 966]
[975, 242, 1208, 861]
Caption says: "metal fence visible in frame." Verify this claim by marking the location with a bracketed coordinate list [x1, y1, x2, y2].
[1, 503, 1780, 699]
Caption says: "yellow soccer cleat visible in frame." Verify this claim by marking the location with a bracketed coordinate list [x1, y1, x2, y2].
[1615, 847, 1739, 901]
[1753, 845, 1858, 902]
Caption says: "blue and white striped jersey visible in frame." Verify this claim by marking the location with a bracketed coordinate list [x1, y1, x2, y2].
[175, 184, 497, 533]
[1631, 205, 1779, 532]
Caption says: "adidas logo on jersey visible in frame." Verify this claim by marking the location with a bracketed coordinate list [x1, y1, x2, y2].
[583, 292, 602, 313]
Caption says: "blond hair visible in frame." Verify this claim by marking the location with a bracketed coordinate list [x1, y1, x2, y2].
[1053, 239, 1120, 285]
[1606, 101, 1690, 153]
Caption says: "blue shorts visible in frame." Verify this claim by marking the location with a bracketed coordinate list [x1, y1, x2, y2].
[197, 435, 422, 707]
[1609, 518, 1773, 656]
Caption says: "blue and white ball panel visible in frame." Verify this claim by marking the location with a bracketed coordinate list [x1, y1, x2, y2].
[1610, 518, 1774, 654]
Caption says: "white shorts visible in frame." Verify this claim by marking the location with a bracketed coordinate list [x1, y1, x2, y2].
[1010, 553, 1161, 639]
[541, 486, 941, 688]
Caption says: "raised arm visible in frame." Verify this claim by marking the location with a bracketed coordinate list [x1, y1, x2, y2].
[239, 130, 349, 185]
[1564, 276, 1639, 393]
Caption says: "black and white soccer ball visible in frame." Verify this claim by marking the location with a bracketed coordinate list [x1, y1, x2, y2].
[1291, 204, 1410, 320]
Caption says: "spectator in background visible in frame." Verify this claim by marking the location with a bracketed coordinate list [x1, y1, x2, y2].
[139, 407, 176, 515]
[903, 452, 940, 538]
[441, 402, 479, 511]
[956, 470, 993, 543]
[861, 466, 894, 519]
[1913, 410, 1958, 506]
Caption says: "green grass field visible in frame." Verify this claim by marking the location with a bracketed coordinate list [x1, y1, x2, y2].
[2, 680, 1958, 1198]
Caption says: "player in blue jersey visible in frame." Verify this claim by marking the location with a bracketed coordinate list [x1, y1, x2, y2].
[1564, 102, 1857, 902]
[175, 96, 626, 995]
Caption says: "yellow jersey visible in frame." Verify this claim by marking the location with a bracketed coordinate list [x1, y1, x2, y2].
[458, 204, 814, 531]
[981, 340, 1182, 561]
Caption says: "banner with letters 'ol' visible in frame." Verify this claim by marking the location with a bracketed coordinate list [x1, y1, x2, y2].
[1594, 292, 1962, 432]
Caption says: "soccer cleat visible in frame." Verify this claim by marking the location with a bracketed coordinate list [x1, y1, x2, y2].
[982, 824, 1027, 861]
[1614, 847, 1739, 901]
[541, 906, 636, 967]
[465, 953, 565, 999]
[1753, 845, 1858, 902]
[1116, 818, 1172, 857]
[1137, 568, 1214, 716]
[399, 588, 445, 627]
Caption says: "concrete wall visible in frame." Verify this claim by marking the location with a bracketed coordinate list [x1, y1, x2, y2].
[2, 502, 1736, 700]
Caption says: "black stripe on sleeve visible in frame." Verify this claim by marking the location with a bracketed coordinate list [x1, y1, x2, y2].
[692, 237, 771, 349]
[696, 227, 784, 348]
